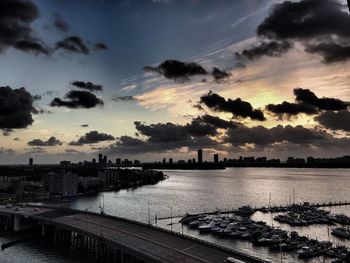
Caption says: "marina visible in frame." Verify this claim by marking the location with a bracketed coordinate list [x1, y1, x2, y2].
[179, 202, 350, 261]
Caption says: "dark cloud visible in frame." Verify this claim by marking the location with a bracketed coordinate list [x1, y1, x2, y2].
[33, 94, 42, 101]
[53, 13, 70, 32]
[257, 0, 349, 41]
[69, 131, 115, 146]
[71, 81, 103, 92]
[2, 128, 13, 136]
[65, 149, 81, 154]
[0, 147, 15, 156]
[267, 88, 348, 119]
[225, 125, 323, 146]
[134, 121, 191, 143]
[305, 42, 350, 64]
[144, 59, 207, 81]
[0, 1, 102, 57]
[243, 0, 350, 63]
[199, 91, 266, 121]
[14, 137, 21, 141]
[185, 119, 218, 137]
[0, 86, 37, 130]
[80, 124, 89, 128]
[108, 135, 218, 155]
[237, 41, 292, 60]
[107, 120, 350, 155]
[28, 136, 63, 147]
[294, 88, 349, 111]
[55, 36, 90, 55]
[106, 116, 237, 155]
[25, 147, 46, 154]
[315, 110, 350, 132]
[0, 0, 50, 55]
[14, 40, 50, 55]
[194, 114, 239, 129]
[112, 96, 140, 102]
[50, 90, 104, 109]
[266, 101, 319, 117]
[95, 42, 108, 51]
[224, 124, 350, 155]
[134, 114, 236, 143]
[211, 67, 230, 82]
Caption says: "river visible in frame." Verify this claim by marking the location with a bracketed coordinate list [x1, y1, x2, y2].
[1, 168, 350, 262]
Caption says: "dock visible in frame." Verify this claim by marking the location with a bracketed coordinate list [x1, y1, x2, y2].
[157, 200, 350, 220]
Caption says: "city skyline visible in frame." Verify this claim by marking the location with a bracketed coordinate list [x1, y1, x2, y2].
[1, 0, 350, 164]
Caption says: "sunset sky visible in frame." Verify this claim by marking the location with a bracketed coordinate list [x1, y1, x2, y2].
[1, 0, 350, 164]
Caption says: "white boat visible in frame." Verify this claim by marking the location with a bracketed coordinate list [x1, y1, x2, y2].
[198, 219, 221, 233]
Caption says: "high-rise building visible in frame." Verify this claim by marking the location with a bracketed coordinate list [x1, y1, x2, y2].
[103, 155, 107, 164]
[98, 153, 103, 164]
[214, 154, 219, 164]
[116, 158, 121, 165]
[29, 157, 33, 166]
[169, 158, 173, 164]
[43, 171, 78, 196]
[198, 149, 203, 164]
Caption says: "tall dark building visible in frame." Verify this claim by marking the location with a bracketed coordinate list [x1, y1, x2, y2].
[116, 158, 121, 165]
[29, 157, 33, 166]
[214, 154, 219, 164]
[103, 155, 107, 164]
[169, 158, 173, 164]
[198, 149, 203, 164]
[98, 153, 103, 164]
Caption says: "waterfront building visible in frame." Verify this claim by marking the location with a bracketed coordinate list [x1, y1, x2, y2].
[98, 169, 120, 184]
[198, 149, 203, 164]
[60, 160, 71, 166]
[79, 177, 102, 190]
[214, 154, 219, 164]
[43, 171, 78, 196]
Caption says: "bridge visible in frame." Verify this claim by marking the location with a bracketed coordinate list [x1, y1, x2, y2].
[0, 205, 269, 263]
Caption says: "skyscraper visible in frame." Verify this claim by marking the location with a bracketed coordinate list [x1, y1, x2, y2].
[214, 154, 219, 164]
[29, 157, 33, 166]
[98, 153, 103, 164]
[198, 149, 203, 164]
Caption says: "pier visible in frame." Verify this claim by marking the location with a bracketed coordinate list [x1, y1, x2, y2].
[0, 205, 269, 263]
[157, 200, 350, 221]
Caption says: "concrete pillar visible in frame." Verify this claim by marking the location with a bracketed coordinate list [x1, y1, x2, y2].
[13, 215, 21, 232]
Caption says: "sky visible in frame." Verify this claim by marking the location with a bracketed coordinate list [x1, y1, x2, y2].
[1, 0, 350, 164]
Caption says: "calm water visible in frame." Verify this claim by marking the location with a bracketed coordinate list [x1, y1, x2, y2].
[1, 168, 350, 262]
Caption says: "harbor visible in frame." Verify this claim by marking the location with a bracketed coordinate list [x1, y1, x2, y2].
[177, 202, 350, 262]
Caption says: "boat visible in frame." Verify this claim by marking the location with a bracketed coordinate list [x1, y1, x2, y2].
[198, 219, 221, 233]
[233, 206, 256, 216]
[331, 228, 350, 239]
[180, 214, 200, 224]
